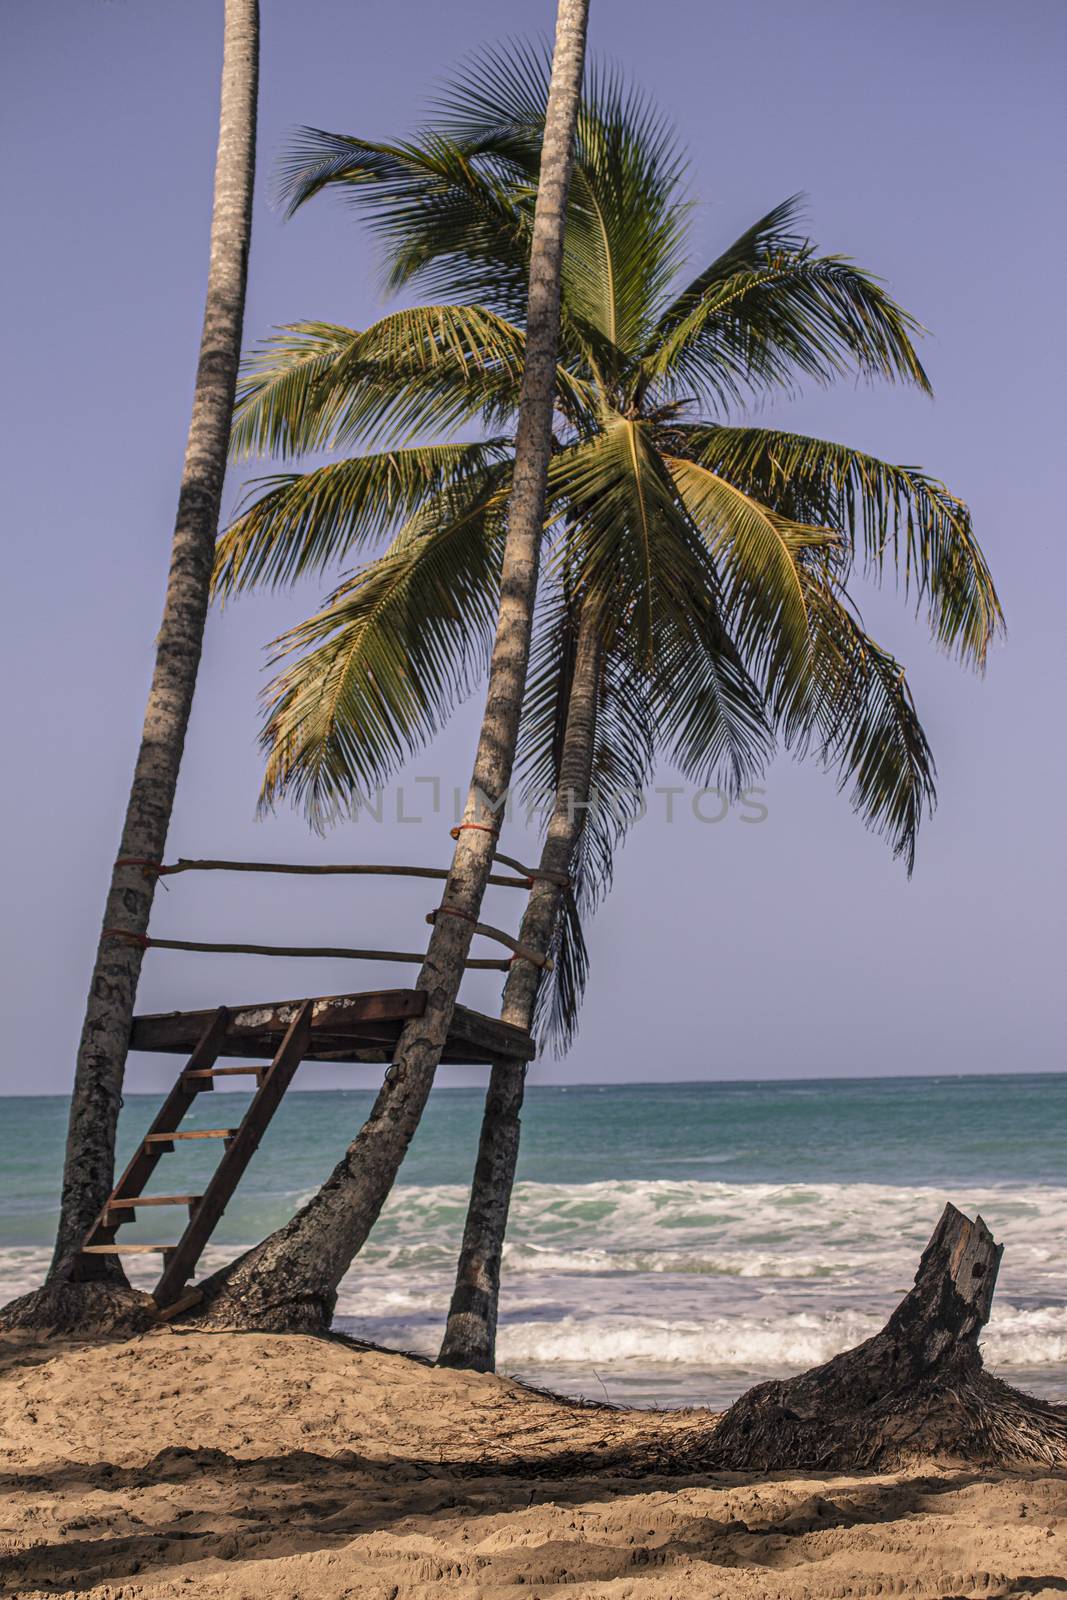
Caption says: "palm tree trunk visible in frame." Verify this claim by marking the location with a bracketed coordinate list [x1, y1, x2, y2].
[191, 0, 590, 1334]
[0, 0, 259, 1333]
[438, 605, 600, 1370]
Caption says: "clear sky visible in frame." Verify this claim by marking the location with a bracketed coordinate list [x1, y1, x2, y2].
[2, 0, 1065, 1093]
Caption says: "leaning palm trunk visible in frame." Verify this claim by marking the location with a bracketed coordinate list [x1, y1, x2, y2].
[439, 607, 600, 1370]
[0, 0, 259, 1333]
[191, 0, 590, 1333]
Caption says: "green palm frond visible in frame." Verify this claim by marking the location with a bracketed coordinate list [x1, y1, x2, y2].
[535, 884, 589, 1059]
[678, 425, 1003, 666]
[560, 64, 689, 358]
[278, 50, 691, 365]
[639, 252, 931, 411]
[229, 321, 364, 461]
[214, 442, 511, 598]
[230, 304, 570, 464]
[432, 38, 556, 147]
[259, 487, 504, 822]
[652, 595, 775, 795]
[785, 566, 937, 871]
[226, 42, 1002, 1050]
[276, 126, 535, 319]
[663, 453, 837, 693]
[550, 418, 707, 662]
[447, 57, 694, 368]
[647, 195, 810, 343]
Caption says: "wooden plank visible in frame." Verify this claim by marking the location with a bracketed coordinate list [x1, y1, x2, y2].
[184, 1065, 264, 1079]
[182, 1069, 264, 1092]
[151, 1000, 315, 1309]
[145, 1128, 238, 1143]
[450, 1002, 536, 1063]
[154, 1287, 204, 1321]
[130, 989, 531, 1064]
[131, 989, 427, 1056]
[78, 1008, 230, 1259]
[105, 1194, 200, 1208]
[83, 1243, 175, 1255]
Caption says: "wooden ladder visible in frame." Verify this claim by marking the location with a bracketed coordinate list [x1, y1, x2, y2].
[79, 999, 314, 1312]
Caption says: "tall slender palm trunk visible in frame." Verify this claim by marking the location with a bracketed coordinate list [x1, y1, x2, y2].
[0, 0, 259, 1332]
[439, 606, 601, 1370]
[192, 0, 590, 1334]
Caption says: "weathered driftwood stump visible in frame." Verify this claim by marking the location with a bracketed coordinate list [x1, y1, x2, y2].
[701, 1204, 1067, 1471]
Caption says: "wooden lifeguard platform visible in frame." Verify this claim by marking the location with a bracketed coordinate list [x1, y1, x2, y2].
[77, 849, 560, 1314]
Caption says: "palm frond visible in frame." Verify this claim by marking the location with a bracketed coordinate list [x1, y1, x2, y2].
[230, 303, 547, 466]
[783, 566, 937, 871]
[276, 125, 535, 318]
[652, 594, 775, 796]
[677, 424, 1003, 666]
[640, 252, 932, 410]
[549, 419, 705, 664]
[258, 487, 504, 822]
[229, 322, 364, 461]
[214, 442, 510, 598]
[663, 453, 836, 696]
[644, 194, 810, 344]
[535, 883, 590, 1058]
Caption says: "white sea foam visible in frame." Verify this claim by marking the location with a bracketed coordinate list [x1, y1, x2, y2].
[4, 1179, 1065, 1395]
[356, 1177, 1067, 1289]
[494, 1306, 1067, 1371]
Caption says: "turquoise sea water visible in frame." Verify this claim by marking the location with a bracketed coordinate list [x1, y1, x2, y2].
[2, 1074, 1064, 1408]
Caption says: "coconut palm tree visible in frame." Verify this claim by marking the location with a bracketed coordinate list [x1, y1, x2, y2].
[192, 47, 1000, 1337]
[0, 0, 260, 1333]
[190, 0, 590, 1331]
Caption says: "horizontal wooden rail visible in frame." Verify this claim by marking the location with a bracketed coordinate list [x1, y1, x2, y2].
[493, 850, 569, 888]
[446, 832, 569, 888]
[425, 910, 552, 970]
[103, 930, 510, 971]
[120, 857, 533, 890]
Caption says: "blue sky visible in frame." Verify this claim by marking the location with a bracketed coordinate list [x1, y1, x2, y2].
[2, 0, 1065, 1092]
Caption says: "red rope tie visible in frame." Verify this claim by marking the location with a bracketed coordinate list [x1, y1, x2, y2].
[103, 928, 152, 950]
[449, 823, 497, 839]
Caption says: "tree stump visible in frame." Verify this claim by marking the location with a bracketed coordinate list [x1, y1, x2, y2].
[700, 1204, 1067, 1471]
[0, 1280, 157, 1337]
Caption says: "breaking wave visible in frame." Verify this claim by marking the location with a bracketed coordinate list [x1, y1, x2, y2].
[4, 1179, 1064, 1400]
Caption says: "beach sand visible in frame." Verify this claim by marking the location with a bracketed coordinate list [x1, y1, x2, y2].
[1, 1329, 1064, 1599]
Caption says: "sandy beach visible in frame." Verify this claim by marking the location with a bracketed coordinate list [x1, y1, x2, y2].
[2, 1329, 1064, 1599]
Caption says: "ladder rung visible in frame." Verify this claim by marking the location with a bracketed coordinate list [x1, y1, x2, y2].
[147, 998, 314, 1310]
[82, 1243, 176, 1255]
[106, 1195, 201, 1208]
[185, 1066, 264, 1078]
[145, 1129, 238, 1143]
[155, 1287, 205, 1321]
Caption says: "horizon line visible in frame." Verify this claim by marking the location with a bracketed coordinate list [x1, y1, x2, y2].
[3, 1067, 1064, 1099]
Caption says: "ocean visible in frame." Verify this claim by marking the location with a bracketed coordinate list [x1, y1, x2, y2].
[2, 1074, 1064, 1410]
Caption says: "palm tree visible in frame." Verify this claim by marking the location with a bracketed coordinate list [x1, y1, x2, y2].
[438, 597, 601, 1367]
[190, 0, 591, 1331]
[0, 0, 260, 1332]
[192, 48, 1000, 1337]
